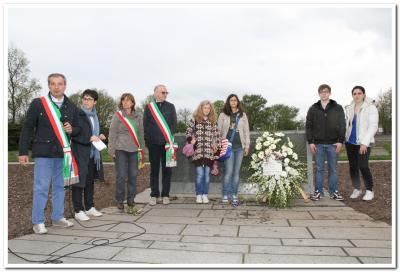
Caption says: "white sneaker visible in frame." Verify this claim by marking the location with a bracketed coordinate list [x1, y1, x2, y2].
[149, 197, 157, 206]
[85, 207, 102, 217]
[52, 218, 74, 228]
[162, 197, 170, 205]
[33, 223, 48, 234]
[222, 195, 229, 203]
[75, 211, 90, 221]
[196, 195, 203, 203]
[350, 189, 362, 199]
[202, 194, 209, 204]
[363, 190, 374, 201]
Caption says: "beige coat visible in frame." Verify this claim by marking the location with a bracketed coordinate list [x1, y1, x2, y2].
[217, 112, 250, 149]
[108, 111, 145, 157]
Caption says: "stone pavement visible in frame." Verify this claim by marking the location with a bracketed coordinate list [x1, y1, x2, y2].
[8, 189, 393, 267]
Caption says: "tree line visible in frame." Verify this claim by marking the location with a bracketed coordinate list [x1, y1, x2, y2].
[8, 45, 392, 150]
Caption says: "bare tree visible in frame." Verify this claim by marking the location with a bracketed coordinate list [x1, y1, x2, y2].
[177, 108, 192, 124]
[8, 45, 41, 123]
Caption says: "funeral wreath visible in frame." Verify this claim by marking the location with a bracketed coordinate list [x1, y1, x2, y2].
[248, 131, 306, 207]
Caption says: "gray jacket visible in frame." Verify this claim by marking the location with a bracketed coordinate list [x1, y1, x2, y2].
[108, 110, 145, 157]
[217, 112, 250, 149]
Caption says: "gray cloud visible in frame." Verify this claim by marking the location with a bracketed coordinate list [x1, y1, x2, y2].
[8, 5, 393, 119]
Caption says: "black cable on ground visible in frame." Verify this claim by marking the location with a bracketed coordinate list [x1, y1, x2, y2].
[8, 185, 147, 264]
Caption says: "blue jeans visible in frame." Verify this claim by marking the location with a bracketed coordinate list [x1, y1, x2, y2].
[32, 157, 65, 224]
[315, 144, 338, 195]
[115, 150, 138, 203]
[222, 148, 244, 197]
[195, 166, 210, 195]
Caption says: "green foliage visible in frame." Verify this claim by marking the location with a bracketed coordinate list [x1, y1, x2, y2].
[265, 104, 302, 131]
[213, 100, 224, 116]
[241, 94, 268, 131]
[176, 121, 187, 133]
[377, 89, 392, 134]
[68, 89, 118, 128]
[383, 142, 392, 155]
[8, 45, 41, 123]
[8, 122, 23, 150]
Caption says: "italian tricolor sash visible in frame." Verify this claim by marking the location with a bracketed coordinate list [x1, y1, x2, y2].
[40, 96, 79, 186]
[147, 100, 178, 167]
[116, 111, 145, 169]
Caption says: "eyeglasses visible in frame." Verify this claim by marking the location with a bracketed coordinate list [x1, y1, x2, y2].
[161, 92, 169, 95]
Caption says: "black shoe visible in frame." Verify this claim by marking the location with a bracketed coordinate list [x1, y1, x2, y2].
[117, 203, 124, 210]
[127, 201, 135, 207]
[310, 190, 321, 201]
[330, 191, 344, 201]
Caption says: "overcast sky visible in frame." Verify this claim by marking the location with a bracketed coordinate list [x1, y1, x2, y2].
[7, 4, 393, 119]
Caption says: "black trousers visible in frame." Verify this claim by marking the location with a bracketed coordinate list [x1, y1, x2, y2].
[345, 143, 373, 191]
[72, 158, 95, 212]
[148, 144, 172, 198]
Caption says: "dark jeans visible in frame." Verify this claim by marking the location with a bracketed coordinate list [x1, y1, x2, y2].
[115, 150, 138, 203]
[72, 158, 95, 213]
[345, 143, 373, 191]
[148, 144, 172, 198]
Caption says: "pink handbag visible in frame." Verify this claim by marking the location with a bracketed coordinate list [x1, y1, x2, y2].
[182, 143, 195, 158]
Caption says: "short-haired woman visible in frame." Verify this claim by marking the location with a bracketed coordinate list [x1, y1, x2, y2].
[108, 93, 144, 210]
[71, 89, 105, 221]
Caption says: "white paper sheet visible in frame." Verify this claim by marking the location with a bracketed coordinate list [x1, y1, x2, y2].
[92, 139, 107, 151]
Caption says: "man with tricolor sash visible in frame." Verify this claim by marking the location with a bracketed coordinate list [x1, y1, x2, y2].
[143, 84, 177, 206]
[19, 73, 78, 234]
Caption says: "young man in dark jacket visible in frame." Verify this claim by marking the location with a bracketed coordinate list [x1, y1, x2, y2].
[143, 84, 177, 206]
[19, 73, 79, 234]
[306, 84, 346, 201]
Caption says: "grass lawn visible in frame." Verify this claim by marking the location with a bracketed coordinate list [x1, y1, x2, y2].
[8, 149, 149, 163]
[8, 136, 391, 163]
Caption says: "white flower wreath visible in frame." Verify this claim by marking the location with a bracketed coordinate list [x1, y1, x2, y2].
[248, 131, 306, 207]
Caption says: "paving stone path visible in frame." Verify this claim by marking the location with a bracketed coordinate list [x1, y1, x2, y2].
[8, 190, 392, 266]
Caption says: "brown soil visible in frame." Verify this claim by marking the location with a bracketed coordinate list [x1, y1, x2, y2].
[337, 161, 392, 225]
[8, 161, 391, 239]
[8, 164, 150, 239]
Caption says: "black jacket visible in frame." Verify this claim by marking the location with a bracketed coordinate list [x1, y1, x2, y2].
[19, 94, 80, 158]
[143, 101, 177, 145]
[71, 109, 105, 188]
[306, 99, 346, 144]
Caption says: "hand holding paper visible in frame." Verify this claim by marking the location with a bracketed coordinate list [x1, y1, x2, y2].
[92, 139, 107, 151]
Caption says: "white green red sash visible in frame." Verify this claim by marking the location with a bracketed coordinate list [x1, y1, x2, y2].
[147, 100, 178, 167]
[40, 95, 79, 185]
[116, 111, 145, 169]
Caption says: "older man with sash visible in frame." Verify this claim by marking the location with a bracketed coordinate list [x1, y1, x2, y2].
[143, 84, 177, 206]
[19, 73, 79, 234]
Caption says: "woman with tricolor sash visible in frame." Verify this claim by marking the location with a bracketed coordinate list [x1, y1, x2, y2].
[108, 93, 145, 211]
